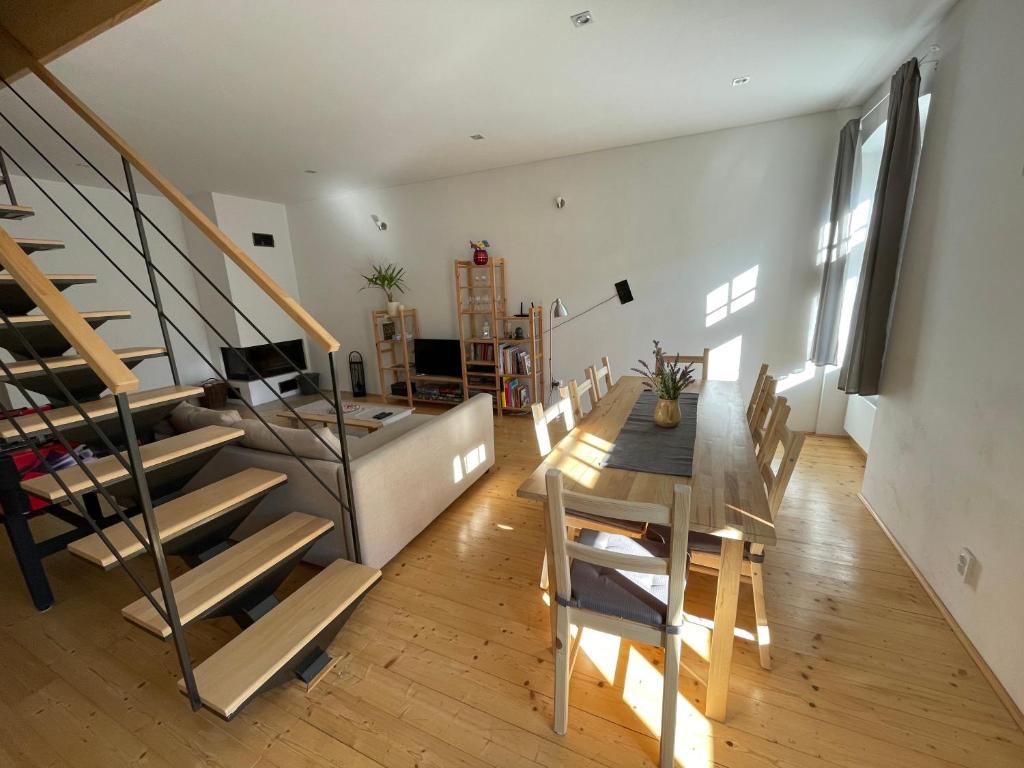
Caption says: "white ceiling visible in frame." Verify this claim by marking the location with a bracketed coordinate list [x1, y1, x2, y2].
[0, 0, 955, 203]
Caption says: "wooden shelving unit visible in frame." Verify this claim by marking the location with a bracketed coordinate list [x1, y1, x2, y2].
[372, 307, 464, 407]
[454, 258, 544, 419]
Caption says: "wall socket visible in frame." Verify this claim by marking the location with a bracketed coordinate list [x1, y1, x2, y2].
[551, 378, 564, 389]
[956, 547, 976, 582]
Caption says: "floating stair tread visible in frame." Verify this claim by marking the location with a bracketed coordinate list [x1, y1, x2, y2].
[0, 204, 34, 220]
[4, 309, 131, 326]
[0, 346, 164, 380]
[12, 237, 64, 253]
[181, 558, 381, 718]
[0, 384, 201, 440]
[67, 468, 287, 569]
[20, 424, 244, 502]
[0, 273, 95, 285]
[123, 511, 334, 638]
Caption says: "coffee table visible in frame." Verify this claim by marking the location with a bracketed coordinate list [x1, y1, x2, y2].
[276, 399, 414, 433]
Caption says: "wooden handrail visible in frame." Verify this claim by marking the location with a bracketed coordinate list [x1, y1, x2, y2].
[0, 25, 341, 353]
[0, 228, 139, 394]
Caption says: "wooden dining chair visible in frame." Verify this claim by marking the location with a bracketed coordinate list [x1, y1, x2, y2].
[663, 347, 710, 382]
[544, 469, 690, 768]
[747, 374, 776, 436]
[585, 356, 614, 401]
[752, 390, 788, 467]
[746, 363, 770, 424]
[532, 390, 646, 590]
[686, 402, 804, 670]
[531, 392, 575, 458]
[565, 376, 597, 423]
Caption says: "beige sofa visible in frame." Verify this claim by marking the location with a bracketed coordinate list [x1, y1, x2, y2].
[177, 394, 495, 568]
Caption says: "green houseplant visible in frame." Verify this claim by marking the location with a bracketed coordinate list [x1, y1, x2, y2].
[631, 340, 696, 428]
[361, 263, 408, 315]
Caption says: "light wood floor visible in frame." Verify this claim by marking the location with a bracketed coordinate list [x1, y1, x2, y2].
[1, 404, 1022, 767]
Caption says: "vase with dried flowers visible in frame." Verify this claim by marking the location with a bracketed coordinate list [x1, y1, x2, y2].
[631, 340, 696, 428]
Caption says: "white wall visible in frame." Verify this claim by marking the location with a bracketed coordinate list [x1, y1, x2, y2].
[2, 173, 216, 399]
[183, 192, 307, 377]
[206, 193, 305, 349]
[289, 108, 855, 427]
[861, 0, 1024, 708]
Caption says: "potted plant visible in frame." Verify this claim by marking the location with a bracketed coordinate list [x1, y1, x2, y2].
[361, 263, 408, 315]
[631, 340, 696, 428]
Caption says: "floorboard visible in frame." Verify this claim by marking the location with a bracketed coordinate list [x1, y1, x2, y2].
[0, 401, 1021, 767]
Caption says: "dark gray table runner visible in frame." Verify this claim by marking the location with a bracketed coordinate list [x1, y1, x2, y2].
[601, 391, 699, 476]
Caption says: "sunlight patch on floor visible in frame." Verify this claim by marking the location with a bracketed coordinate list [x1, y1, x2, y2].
[623, 646, 715, 768]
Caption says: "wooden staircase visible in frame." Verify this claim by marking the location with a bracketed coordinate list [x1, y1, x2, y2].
[0, 157, 378, 720]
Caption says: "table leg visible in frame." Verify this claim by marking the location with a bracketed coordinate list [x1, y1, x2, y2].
[705, 537, 743, 721]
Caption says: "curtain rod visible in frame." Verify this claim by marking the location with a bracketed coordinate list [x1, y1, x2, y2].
[861, 53, 939, 124]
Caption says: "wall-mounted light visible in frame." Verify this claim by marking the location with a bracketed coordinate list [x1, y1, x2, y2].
[554, 196, 566, 209]
[371, 214, 388, 231]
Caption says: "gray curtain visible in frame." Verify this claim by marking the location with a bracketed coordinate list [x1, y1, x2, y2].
[839, 59, 921, 395]
[810, 118, 861, 365]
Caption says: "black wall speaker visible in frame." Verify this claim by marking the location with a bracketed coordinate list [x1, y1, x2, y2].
[615, 279, 634, 304]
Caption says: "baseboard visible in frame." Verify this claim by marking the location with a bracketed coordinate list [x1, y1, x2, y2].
[856, 492, 1024, 732]
[844, 430, 868, 460]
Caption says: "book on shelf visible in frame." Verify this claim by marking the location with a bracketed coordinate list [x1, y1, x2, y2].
[501, 378, 532, 409]
[468, 342, 495, 362]
[497, 343, 532, 375]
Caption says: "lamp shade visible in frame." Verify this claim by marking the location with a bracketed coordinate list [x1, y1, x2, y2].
[552, 298, 569, 318]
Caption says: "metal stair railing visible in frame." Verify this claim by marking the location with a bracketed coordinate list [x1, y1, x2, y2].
[0, 304, 201, 709]
[0, 79, 361, 561]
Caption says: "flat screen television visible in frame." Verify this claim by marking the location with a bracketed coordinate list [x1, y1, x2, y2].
[221, 339, 307, 381]
[414, 338, 462, 378]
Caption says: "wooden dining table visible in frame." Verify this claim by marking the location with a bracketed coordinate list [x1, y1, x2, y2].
[516, 375, 775, 722]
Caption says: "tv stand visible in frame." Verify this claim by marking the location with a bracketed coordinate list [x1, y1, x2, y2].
[371, 308, 464, 407]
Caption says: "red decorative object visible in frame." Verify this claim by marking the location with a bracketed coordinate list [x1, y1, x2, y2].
[470, 239, 490, 265]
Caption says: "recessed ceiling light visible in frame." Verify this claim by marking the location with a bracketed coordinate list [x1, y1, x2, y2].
[570, 10, 593, 27]
[731, 76, 751, 86]
[470, 134, 485, 141]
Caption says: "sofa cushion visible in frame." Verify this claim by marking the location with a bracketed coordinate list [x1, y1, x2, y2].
[347, 413, 434, 459]
[170, 401, 241, 432]
[235, 418, 343, 462]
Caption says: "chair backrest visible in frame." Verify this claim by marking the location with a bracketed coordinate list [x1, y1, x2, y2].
[748, 375, 776, 435]
[565, 377, 597, 423]
[760, 419, 805, 520]
[746, 363, 770, 423]
[544, 469, 690, 636]
[585, 355, 614, 401]
[663, 347, 710, 382]
[531, 392, 576, 457]
[753, 392, 788, 466]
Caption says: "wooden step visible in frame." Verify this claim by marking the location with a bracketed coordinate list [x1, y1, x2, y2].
[0, 273, 96, 315]
[11, 237, 64, 254]
[20, 424, 244, 503]
[180, 559, 381, 719]
[0, 384, 201, 441]
[122, 511, 334, 638]
[0, 345, 164, 381]
[68, 468, 288, 569]
[0, 310, 132, 358]
[3, 309, 131, 327]
[0, 204, 34, 220]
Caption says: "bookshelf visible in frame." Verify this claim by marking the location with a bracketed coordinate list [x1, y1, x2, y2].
[372, 308, 464, 407]
[454, 258, 544, 419]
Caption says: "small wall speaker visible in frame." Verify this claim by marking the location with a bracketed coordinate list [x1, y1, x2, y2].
[615, 279, 633, 304]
